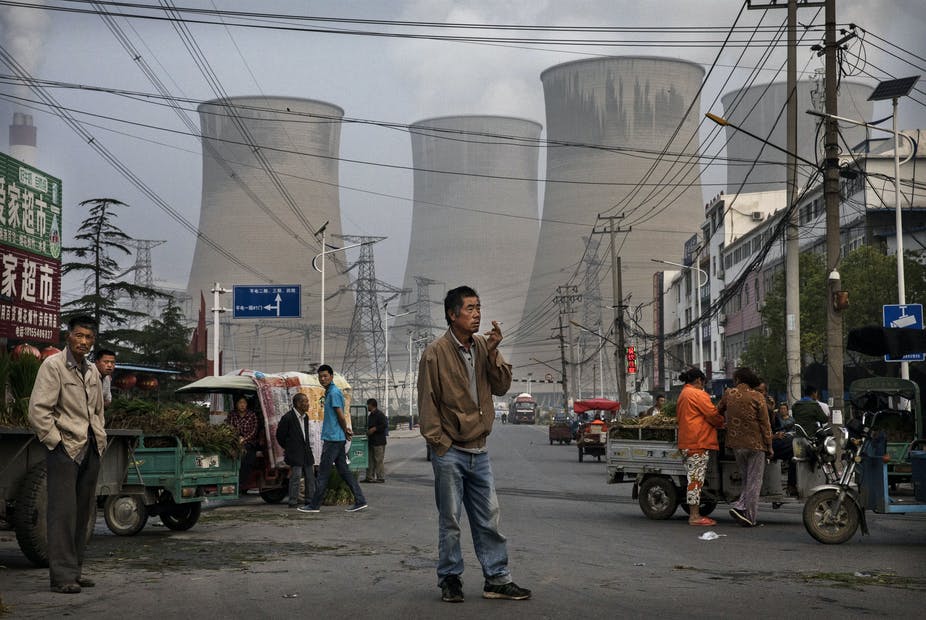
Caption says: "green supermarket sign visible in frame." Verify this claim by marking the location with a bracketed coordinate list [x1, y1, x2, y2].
[0, 152, 62, 260]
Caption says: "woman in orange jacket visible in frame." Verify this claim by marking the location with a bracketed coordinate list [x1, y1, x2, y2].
[676, 367, 725, 526]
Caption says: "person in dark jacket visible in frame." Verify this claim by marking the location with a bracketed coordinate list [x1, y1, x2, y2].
[275, 393, 315, 508]
[363, 398, 388, 483]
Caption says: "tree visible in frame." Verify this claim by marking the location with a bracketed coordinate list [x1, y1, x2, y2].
[117, 301, 202, 375]
[61, 198, 167, 334]
[742, 245, 926, 388]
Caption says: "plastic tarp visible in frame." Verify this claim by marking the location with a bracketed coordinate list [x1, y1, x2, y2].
[176, 370, 352, 468]
[573, 398, 621, 413]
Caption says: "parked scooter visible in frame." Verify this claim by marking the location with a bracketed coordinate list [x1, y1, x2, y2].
[791, 421, 844, 486]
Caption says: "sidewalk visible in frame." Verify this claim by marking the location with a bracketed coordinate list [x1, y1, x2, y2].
[388, 428, 420, 439]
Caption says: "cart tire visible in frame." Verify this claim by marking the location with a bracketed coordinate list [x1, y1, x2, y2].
[103, 495, 148, 536]
[259, 487, 288, 504]
[578, 446, 584, 462]
[680, 498, 717, 518]
[12, 462, 50, 567]
[160, 502, 202, 531]
[802, 489, 860, 544]
[565, 439, 571, 445]
[638, 476, 678, 520]
[550, 438, 554, 445]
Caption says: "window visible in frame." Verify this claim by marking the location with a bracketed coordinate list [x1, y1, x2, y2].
[744, 283, 750, 305]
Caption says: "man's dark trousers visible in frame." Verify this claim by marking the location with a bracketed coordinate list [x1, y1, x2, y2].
[46, 434, 100, 586]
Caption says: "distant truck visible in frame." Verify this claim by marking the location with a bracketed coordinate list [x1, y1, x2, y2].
[510, 393, 537, 425]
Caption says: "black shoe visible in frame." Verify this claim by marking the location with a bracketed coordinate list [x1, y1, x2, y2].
[483, 581, 531, 600]
[51, 583, 81, 594]
[441, 575, 464, 603]
[374, 479, 386, 483]
[361, 478, 374, 483]
[729, 508, 754, 527]
[76, 577, 95, 587]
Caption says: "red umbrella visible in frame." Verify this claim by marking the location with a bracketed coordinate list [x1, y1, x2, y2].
[573, 398, 621, 413]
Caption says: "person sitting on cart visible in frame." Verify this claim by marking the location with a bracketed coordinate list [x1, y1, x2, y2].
[226, 394, 260, 494]
[791, 385, 828, 435]
[771, 401, 797, 496]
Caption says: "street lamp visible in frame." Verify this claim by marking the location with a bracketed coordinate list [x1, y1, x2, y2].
[652, 258, 706, 372]
[311, 228, 376, 365]
[808, 74, 920, 380]
[382, 300, 410, 416]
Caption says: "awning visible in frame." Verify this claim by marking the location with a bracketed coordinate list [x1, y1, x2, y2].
[573, 398, 621, 413]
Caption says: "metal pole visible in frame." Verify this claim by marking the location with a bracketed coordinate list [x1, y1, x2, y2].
[211, 282, 227, 377]
[320, 227, 326, 365]
[893, 96, 909, 381]
[696, 267, 703, 372]
[384, 305, 389, 415]
[598, 330, 604, 398]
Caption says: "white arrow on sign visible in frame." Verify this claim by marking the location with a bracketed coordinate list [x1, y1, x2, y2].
[262, 293, 283, 316]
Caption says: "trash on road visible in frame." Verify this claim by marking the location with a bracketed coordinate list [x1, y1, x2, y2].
[698, 531, 726, 541]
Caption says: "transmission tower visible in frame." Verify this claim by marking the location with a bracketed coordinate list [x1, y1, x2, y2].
[339, 236, 404, 392]
[117, 239, 166, 323]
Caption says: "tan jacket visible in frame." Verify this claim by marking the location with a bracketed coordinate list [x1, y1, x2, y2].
[418, 329, 512, 456]
[28, 349, 107, 459]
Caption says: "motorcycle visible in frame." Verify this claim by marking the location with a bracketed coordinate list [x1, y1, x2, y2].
[791, 421, 844, 486]
[802, 381, 926, 544]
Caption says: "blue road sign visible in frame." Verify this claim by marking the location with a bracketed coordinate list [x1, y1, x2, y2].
[882, 303, 925, 362]
[233, 285, 301, 319]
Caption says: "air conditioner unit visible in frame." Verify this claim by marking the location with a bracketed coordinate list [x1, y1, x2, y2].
[718, 313, 727, 325]
[717, 269, 725, 280]
[751, 211, 764, 222]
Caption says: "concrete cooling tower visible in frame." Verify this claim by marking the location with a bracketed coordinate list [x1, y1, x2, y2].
[721, 80, 874, 192]
[186, 96, 353, 372]
[398, 115, 542, 363]
[512, 57, 706, 381]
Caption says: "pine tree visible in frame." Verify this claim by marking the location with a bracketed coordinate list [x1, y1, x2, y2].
[61, 198, 168, 335]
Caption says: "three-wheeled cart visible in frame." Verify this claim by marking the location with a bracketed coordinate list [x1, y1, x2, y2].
[575, 399, 620, 462]
[0, 427, 140, 566]
[102, 434, 239, 536]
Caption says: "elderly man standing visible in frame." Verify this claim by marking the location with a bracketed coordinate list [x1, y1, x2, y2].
[28, 315, 107, 594]
[418, 285, 531, 603]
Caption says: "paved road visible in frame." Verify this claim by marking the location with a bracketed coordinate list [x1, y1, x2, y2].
[2, 424, 925, 618]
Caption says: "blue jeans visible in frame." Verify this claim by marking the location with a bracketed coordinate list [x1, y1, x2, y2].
[431, 448, 510, 586]
[307, 441, 366, 508]
[287, 464, 315, 506]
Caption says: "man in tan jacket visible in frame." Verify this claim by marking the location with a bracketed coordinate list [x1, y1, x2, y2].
[418, 285, 530, 603]
[28, 315, 106, 594]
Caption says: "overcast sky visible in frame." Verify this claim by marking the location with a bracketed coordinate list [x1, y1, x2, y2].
[0, 0, 923, 305]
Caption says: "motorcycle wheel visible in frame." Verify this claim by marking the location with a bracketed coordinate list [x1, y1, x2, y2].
[638, 477, 678, 520]
[802, 489, 860, 544]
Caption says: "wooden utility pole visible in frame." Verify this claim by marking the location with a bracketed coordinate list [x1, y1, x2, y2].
[594, 215, 630, 409]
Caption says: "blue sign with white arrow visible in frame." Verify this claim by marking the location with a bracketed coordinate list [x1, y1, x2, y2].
[882, 303, 925, 362]
[233, 285, 302, 319]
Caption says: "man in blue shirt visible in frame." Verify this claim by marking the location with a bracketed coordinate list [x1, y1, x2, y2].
[299, 364, 367, 513]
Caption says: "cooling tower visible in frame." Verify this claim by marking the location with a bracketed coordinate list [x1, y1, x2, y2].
[399, 115, 542, 361]
[512, 57, 706, 380]
[721, 80, 874, 192]
[186, 96, 353, 372]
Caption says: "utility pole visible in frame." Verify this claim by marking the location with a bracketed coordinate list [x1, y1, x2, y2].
[594, 215, 630, 409]
[748, 0, 825, 408]
[554, 285, 582, 415]
[823, 0, 845, 416]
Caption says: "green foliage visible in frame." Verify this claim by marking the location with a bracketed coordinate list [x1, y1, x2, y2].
[321, 469, 356, 506]
[0, 351, 42, 427]
[742, 246, 926, 388]
[106, 399, 241, 457]
[61, 198, 169, 335]
[111, 301, 201, 376]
